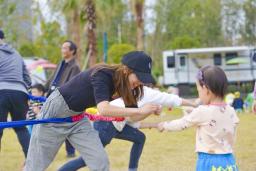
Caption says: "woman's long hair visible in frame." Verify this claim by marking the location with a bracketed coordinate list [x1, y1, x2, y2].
[92, 63, 144, 106]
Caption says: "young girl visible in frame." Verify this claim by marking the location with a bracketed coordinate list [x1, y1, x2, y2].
[157, 66, 239, 171]
[58, 86, 197, 171]
[24, 51, 161, 171]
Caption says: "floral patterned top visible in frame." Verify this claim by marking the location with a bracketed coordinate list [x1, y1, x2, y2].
[162, 105, 239, 154]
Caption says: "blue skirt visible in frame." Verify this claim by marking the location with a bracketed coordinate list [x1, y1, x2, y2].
[196, 152, 238, 171]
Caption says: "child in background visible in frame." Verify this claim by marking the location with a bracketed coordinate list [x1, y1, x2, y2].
[232, 91, 244, 113]
[225, 92, 235, 106]
[252, 81, 256, 113]
[244, 92, 253, 113]
[27, 84, 46, 134]
[156, 66, 239, 171]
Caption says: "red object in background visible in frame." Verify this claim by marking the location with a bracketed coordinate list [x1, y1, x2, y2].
[71, 112, 125, 122]
[27, 59, 57, 71]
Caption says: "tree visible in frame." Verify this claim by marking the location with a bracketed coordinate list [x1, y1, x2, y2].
[95, 0, 126, 48]
[242, 0, 256, 45]
[48, 0, 132, 68]
[108, 43, 135, 63]
[130, 0, 145, 50]
[95, 0, 126, 44]
[34, 21, 66, 63]
[0, 0, 33, 47]
[83, 0, 97, 68]
[146, 0, 224, 75]
[171, 36, 200, 49]
[222, 0, 243, 45]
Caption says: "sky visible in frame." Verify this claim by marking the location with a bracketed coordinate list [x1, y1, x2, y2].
[37, 0, 66, 33]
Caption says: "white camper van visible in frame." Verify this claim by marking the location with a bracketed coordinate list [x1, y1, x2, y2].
[163, 46, 256, 86]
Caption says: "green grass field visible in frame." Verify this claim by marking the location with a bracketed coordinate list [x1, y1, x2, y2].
[0, 110, 255, 171]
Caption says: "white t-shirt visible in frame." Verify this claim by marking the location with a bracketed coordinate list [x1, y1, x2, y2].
[111, 86, 182, 131]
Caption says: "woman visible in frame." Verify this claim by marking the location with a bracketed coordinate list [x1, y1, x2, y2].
[24, 51, 161, 171]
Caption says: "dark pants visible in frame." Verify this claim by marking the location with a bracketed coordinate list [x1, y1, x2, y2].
[58, 121, 146, 171]
[65, 139, 75, 156]
[0, 90, 30, 157]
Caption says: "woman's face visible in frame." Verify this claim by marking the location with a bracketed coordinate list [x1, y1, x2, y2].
[128, 73, 142, 89]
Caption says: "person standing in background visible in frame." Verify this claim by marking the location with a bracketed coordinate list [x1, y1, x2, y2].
[0, 29, 31, 160]
[46, 40, 81, 158]
[252, 82, 256, 114]
[232, 91, 244, 113]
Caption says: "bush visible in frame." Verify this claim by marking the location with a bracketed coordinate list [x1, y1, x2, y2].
[107, 43, 135, 64]
[19, 43, 36, 57]
[33, 21, 66, 64]
[171, 35, 201, 49]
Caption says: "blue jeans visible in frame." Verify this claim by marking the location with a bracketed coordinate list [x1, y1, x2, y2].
[58, 121, 146, 171]
[27, 125, 33, 135]
[0, 90, 30, 157]
[196, 152, 238, 171]
[65, 139, 75, 156]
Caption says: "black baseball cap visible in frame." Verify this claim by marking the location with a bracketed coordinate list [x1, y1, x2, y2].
[121, 51, 155, 84]
[0, 29, 4, 39]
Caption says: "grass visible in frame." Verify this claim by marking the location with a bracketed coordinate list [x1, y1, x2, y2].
[0, 109, 256, 171]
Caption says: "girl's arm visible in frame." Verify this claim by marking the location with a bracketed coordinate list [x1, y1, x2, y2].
[157, 106, 204, 131]
[157, 117, 194, 131]
[139, 122, 159, 129]
[181, 99, 198, 107]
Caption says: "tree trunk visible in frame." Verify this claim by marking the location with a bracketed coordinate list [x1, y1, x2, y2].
[71, 7, 81, 65]
[66, 15, 73, 38]
[85, 0, 97, 68]
[135, 1, 144, 50]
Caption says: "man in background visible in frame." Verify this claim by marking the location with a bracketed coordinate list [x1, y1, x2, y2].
[46, 40, 81, 157]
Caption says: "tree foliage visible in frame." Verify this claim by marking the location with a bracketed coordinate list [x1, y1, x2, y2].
[108, 43, 135, 64]
[2, 0, 256, 76]
[242, 0, 256, 45]
[19, 21, 66, 63]
[170, 36, 201, 49]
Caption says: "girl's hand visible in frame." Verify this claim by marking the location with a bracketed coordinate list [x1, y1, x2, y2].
[157, 122, 165, 132]
[182, 106, 194, 115]
[154, 105, 162, 116]
[139, 104, 162, 115]
[149, 123, 159, 129]
[140, 122, 159, 129]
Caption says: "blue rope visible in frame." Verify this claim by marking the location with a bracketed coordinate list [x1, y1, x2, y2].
[1, 94, 123, 129]
[0, 95, 71, 129]
[28, 94, 46, 102]
[0, 117, 73, 129]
